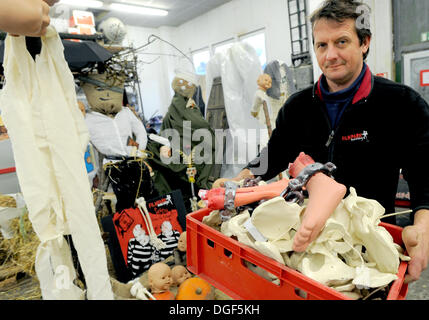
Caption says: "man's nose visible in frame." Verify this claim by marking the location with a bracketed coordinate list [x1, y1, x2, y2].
[325, 44, 339, 61]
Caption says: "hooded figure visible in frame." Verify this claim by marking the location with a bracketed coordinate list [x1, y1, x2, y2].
[146, 69, 216, 212]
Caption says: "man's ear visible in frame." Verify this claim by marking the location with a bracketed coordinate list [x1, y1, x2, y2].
[362, 35, 371, 55]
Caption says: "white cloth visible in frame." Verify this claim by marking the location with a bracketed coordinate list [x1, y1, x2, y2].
[0, 27, 113, 300]
[85, 108, 147, 158]
[205, 42, 263, 178]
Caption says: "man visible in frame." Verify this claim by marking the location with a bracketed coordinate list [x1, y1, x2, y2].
[213, 0, 429, 283]
[0, 0, 58, 37]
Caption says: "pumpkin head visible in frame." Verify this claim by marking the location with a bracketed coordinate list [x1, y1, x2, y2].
[175, 277, 214, 300]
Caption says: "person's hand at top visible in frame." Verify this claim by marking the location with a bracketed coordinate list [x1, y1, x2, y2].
[0, 0, 59, 37]
[43, 0, 60, 6]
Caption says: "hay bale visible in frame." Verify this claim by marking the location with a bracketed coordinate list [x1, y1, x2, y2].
[0, 194, 17, 208]
[0, 210, 40, 278]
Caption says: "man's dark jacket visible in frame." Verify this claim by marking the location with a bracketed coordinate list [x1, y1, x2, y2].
[246, 67, 429, 223]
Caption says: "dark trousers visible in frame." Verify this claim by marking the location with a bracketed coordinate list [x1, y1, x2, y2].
[106, 159, 157, 213]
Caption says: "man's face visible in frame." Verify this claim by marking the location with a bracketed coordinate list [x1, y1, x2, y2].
[313, 18, 370, 91]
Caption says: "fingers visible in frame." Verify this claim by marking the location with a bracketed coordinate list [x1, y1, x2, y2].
[43, 0, 60, 6]
[402, 226, 419, 248]
[402, 225, 429, 283]
[39, 1, 50, 35]
[404, 257, 424, 283]
[25, 1, 50, 37]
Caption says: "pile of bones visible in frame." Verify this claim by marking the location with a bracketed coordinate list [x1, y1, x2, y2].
[202, 178, 410, 300]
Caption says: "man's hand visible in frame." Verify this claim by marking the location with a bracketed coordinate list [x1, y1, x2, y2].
[212, 169, 255, 189]
[402, 209, 429, 283]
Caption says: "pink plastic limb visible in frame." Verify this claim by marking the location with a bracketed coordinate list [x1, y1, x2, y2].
[289, 152, 346, 252]
[204, 178, 290, 210]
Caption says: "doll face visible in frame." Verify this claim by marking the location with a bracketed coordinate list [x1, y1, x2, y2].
[177, 232, 187, 252]
[172, 266, 191, 286]
[133, 225, 150, 246]
[82, 74, 124, 115]
[257, 74, 272, 91]
[149, 263, 172, 293]
[161, 221, 173, 237]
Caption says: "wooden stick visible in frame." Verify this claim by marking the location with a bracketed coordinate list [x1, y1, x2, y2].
[380, 209, 413, 220]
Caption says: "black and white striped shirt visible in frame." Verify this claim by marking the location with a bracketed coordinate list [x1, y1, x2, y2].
[158, 230, 180, 260]
[127, 238, 159, 277]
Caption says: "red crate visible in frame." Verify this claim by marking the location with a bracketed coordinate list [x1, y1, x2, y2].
[186, 208, 409, 300]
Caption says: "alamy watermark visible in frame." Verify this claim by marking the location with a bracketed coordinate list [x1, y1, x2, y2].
[355, 4, 371, 30]
[158, 121, 269, 174]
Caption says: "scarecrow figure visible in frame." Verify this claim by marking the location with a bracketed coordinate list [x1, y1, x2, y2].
[81, 72, 156, 213]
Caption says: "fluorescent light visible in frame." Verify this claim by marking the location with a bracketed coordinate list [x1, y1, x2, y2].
[60, 0, 104, 8]
[110, 3, 168, 16]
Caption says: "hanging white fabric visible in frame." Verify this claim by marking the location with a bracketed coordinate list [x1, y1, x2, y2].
[0, 27, 113, 300]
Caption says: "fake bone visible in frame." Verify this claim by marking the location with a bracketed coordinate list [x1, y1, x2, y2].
[250, 196, 302, 241]
[218, 187, 406, 296]
[344, 188, 399, 274]
[221, 210, 255, 248]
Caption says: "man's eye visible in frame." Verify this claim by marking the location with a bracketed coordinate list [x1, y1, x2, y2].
[96, 87, 105, 91]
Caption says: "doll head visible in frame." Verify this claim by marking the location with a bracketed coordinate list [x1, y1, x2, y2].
[133, 224, 150, 247]
[81, 73, 125, 115]
[177, 231, 187, 252]
[257, 73, 272, 92]
[148, 262, 173, 294]
[171, 69, 198, 98]
[171, 265, 191, 286]
[160, 221, 174, 237]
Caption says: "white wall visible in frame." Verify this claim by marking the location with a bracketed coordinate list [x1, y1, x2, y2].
[141, 0, 294, 116]
[170, 0, 292, 65]
[123, 25, 170, 120]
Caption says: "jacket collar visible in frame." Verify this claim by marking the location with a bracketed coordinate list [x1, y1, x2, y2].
[313, 65, 373, 104]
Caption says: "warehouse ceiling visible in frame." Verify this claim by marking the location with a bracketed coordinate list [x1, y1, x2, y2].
[62, 0, 233, 28]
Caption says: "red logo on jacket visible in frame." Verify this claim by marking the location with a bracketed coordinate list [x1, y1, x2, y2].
[342, 130, 369, 142]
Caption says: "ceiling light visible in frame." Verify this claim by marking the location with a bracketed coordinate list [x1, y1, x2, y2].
[110, 3, 168, 16]
[59, 0, 104, 8]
